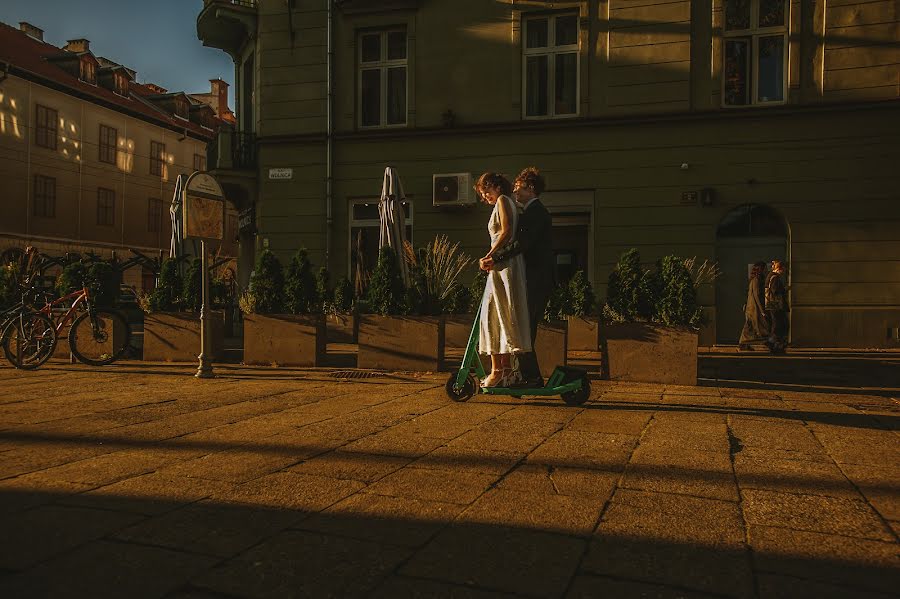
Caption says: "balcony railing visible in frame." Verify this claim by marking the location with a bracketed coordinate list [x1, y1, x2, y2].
[208, 128, 257, 171]
[203, 0, 257, 7]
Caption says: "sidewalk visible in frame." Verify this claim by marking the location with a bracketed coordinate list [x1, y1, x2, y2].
[0, 361, 897, 598]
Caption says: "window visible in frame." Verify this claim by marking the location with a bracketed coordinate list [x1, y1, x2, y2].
[99, 125, 117, 164]
[35, 104, 58, 150]
[193, 153, 206, 172]
[723, 0, 788, 106]
[523, 13, 579, 119]
[33, 175, 56, 218]
[97, 188, 115, 226]
[150, 141, 165, 176]
[114, 72, 129, 96]
[358, 30, 407, 128]
[148, 198, 162, 233]
[349, 199, 413, 285]
[80, 58, 96, 84]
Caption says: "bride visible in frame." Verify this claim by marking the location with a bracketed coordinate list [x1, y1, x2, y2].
[474, 172, 532, 387]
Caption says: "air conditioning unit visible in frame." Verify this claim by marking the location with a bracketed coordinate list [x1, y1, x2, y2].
[433, 173, 474, 207]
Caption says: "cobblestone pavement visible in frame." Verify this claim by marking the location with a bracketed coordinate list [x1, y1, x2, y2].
[0, 361, 898, 598]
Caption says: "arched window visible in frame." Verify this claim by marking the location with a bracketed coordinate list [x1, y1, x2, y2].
[716, 204, 787, 238]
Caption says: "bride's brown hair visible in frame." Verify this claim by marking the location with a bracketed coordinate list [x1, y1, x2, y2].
[474, 172, 512, 202]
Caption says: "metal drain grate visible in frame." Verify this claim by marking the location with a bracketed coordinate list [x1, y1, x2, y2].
[329, 370, 384, 379]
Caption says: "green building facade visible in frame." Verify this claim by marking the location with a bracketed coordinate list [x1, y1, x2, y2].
[197, 0, 900, 348]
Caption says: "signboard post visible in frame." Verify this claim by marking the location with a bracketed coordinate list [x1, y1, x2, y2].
[182, 172, 226, 379]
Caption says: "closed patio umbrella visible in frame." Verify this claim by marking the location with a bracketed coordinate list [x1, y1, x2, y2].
[378, 166, 410, 285]
[169, 174, 198, 264]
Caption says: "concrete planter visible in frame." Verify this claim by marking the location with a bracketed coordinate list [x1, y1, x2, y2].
[143, 312, 224, 362]
[534, 320, 568, 380]
[358, 315, 445, 372]
[566, 316, 600, 351]
[445, 314, 476, 349]
[326, 312, 358, 343]
[601, 322, 698, 385]
[243, 314, 325, 367]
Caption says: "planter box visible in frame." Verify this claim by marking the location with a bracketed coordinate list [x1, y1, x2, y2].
[445, 314, 476, 349]
[326, 312, 358, 344]
[534, 321, 568, 380]
[358, 315, 444, 372]
[243, 314, 325, 367]
[601, 322, 698, 386]
[143, 312, 224, 362]
[567, 316, 600, 351]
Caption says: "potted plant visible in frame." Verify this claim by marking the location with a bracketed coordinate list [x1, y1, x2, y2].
[601, 249, 701, 385]
[560, 271, 600, 352]
[242, 249, 326, 367]
[141, 257, 225, 362]
[359, 237, 468, 372]
[327, 276, 358, 343]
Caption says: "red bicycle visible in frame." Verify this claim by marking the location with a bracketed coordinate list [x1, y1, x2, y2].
[2, 279, 131, 369]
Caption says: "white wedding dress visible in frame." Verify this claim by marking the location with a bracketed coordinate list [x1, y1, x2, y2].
[479, 195, 532, 355]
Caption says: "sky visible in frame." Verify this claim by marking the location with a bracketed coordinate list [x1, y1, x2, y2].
[0, 0, 236, 107]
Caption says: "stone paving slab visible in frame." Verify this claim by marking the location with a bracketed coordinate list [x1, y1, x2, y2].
[0, 361, 898, 598]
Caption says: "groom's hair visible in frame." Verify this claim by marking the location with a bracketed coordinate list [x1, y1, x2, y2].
[515, 167, 545, 195]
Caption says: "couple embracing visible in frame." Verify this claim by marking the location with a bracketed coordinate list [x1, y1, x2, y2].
[474, 167, 553, 388]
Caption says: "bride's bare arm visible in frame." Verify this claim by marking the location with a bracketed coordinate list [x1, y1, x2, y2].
[485, 196, 514, 259]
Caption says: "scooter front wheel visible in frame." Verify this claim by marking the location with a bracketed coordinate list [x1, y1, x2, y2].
[562, 377, 591, 406]
[445, 373, 478, 402]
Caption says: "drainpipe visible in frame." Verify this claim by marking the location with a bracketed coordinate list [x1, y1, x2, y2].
[325, 0, 334, 270]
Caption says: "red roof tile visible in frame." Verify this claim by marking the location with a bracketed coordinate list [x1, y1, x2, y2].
[0, 21, 218, 140]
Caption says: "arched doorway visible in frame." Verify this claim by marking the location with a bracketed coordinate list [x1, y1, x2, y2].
[715, 204, 788, 345]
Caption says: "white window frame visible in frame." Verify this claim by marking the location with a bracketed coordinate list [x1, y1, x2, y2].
[357, 29, 409, 129]
[522, 12, 581, 120]
[348, 198, 413, 277]
[722, 0, 790, 108]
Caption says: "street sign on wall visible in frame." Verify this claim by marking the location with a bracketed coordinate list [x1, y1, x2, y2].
[183, 173, 225, 241]
[268, 168, 293, 180]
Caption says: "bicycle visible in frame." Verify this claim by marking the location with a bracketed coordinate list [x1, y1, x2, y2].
[2, 267, 132, 369]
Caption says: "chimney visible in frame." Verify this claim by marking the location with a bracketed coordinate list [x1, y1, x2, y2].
[64, 39, 90, 53]
[210, 78, 229, 117]
[19, 22, 44, 42]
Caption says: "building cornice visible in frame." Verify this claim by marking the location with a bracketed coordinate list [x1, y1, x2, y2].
[257, 98, 900, 146]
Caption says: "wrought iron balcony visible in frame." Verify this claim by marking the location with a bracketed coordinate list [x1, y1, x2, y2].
[197, 0, 257, 57]
[208, 127, 257, 172]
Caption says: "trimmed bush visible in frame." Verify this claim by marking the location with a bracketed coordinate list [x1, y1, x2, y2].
[316, 266, 332, 312]
[444, 283, 472, 314]
[333, 277, 354, 313]
[182, 258, 203, 313]
[57, 261, 119, 308]
[656, 255, 702, 327]
[249, 249, 285, 314]
[567, 270, 595, 317]
[605, 249, 644, 322]
[367, 247, 407, 316]
[282, 249, 316, 314]
[148, 258, 183, 312]
[468, 270, 487, 313]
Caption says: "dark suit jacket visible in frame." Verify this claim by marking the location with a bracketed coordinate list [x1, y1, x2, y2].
[493, 198, 555, 326]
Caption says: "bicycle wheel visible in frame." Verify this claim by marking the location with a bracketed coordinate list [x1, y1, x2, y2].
[69, 309, 131, 366]
[2, 313, 57, 370]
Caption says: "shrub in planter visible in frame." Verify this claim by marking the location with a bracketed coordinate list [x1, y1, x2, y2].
[0, 263, 17, 312]
[328, 275, 357, 344]
[360, 243, 459, 371]
[143, 257, 223, 362]
[243, 248, 324, 367]
[57, 260, 120, 308]
[601, 249, 698, 385]
[558, 271, 601, 352]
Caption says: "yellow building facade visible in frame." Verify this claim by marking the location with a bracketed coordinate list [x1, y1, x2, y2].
[198, 0, 900, 348]
[0, 22, 238, 289]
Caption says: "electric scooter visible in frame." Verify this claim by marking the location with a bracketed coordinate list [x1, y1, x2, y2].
[444, 308, 591, 405]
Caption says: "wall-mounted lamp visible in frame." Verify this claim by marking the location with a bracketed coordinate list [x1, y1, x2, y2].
[680, 163, 689, 171]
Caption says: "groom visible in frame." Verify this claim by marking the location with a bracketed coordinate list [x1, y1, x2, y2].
[482, 167, 554, 387]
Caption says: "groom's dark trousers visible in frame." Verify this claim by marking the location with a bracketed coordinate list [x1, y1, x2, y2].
[494, 198, 555, 384]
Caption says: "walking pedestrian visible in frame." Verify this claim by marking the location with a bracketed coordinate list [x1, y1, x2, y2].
[765, 259, 789, 354]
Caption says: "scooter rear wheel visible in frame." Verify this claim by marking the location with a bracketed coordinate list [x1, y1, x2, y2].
[445, 373, 478, 402]
[562, 377, 591, 406]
